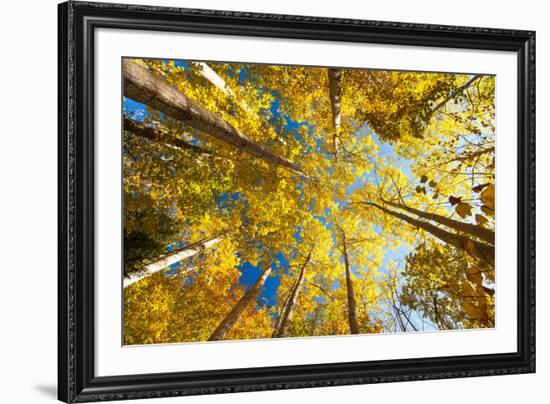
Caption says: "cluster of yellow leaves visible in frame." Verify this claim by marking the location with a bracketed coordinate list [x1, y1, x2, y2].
[400, 241, 494, 329]
[125, 238, 277, 344]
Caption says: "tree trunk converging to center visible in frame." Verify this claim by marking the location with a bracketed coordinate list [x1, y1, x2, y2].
[123, 60, 307, 177]
[273, 250, 312, 338]
[383, 199, 495, 245]
[328, 68, 342, 158]
[123, 116, 212, 155]
[342, 234, 360, 334]
[208, 266, 272, 341]
[367, 202, 494, 265]
[123, 237, 222, 288]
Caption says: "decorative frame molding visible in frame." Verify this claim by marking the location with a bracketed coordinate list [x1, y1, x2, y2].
[58, 1, 535, 402]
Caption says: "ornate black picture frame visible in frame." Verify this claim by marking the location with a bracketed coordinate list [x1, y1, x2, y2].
[58, 1, 535, 402]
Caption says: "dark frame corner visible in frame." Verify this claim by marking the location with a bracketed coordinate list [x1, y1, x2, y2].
[58, 1, 535, 402]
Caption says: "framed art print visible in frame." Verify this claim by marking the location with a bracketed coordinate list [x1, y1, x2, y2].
[58, 1, 535, 402]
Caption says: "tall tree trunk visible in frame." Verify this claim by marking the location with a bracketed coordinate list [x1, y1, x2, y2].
[367, 202, 494, 265]
[123, 237, 221, 288]
[273, 250, 312, 338]
[208, 266, 272, 341]
[123, 116, 212, 155]
[328, 68, 342, 157]
[273, 286, 293, 335]
[123, 60, 306, 177]
[191, 62, 234, 97]
[432, 294, 444, 329]
[191, 62, 252, 113]
[192, 62, 287, 146]
[383, 199, 494, 245]
[342, 234, 360, 334]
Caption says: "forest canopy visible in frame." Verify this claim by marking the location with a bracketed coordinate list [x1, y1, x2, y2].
[122, 58, 495, 345]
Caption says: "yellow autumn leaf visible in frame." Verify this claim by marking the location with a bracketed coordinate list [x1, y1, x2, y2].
[475, 214, 488, 226]
[456, 202, 472, 218]
[463, 300, 482, 319]
[465, 267, 483, 286]
[480, 184, 495, 210]
[462, 281, 476, 297]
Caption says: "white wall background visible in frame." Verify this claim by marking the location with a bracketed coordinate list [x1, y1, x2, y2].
[0, 0, 545, 403]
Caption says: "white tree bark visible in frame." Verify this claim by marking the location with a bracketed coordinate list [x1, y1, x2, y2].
[123, 237, 222, 288]
[192, 62, 286, 145]
[328, 68, 342, 157]
[192, 62, 234, 97]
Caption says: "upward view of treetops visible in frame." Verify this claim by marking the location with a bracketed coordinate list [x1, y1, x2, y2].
[122, 58, 496, 345]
